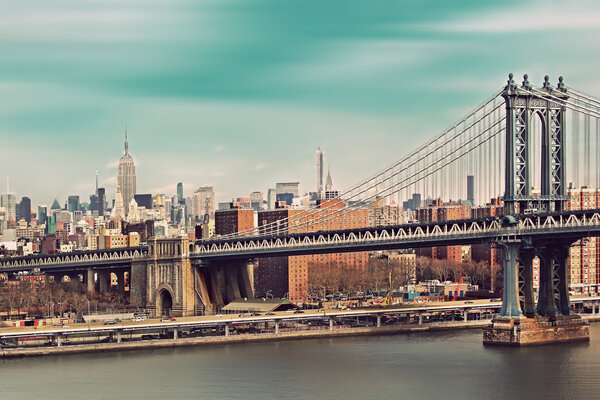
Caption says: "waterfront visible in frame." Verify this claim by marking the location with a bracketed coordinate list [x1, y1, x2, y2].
[1, 323, 599, 400]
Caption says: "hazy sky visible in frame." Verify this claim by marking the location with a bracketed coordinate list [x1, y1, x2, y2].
[2, 0, 600, 207]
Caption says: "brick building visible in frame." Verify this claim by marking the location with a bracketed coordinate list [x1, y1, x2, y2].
[214, 202, 255, 236]
[257, 199, 370, 304]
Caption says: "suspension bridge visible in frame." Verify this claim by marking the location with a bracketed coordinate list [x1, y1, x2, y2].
[2, 74, 600, 343]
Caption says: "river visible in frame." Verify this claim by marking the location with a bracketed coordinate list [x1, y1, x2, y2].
[2, 324, 599, 400]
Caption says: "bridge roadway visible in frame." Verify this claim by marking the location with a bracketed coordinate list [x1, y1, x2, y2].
[192, 209, 600, 261]
[1, 209, 600, 272]
[2, 296, 599, 341]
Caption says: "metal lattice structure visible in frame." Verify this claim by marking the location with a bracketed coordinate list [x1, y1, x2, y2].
[503, 74, 569, 215]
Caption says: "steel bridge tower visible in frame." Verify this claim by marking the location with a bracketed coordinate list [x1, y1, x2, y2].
[486, 74, 589, 345]
[503, 73, 569, 215]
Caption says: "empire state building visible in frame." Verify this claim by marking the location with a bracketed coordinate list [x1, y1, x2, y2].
[118, 130, 136, 216]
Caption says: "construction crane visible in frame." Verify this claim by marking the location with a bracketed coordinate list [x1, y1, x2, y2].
[452, 276, 464, 301]
[382, 271, 394, 306]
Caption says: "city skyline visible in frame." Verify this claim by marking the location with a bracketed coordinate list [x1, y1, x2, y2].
[3, 1, 600, 206]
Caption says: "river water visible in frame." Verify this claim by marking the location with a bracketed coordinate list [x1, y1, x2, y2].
[2, 324, 600, 400]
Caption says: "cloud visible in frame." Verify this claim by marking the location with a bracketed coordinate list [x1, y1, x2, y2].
[433, 2, 600, 33]
[106, 160, 120, 169]
[252, 163, 268, 171]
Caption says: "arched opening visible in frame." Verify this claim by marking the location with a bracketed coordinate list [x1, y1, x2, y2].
[529, 112, 545, 195]
[158, 289, 173, 316]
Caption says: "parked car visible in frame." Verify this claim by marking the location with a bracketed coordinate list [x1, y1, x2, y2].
[132, 317, 145, 322]
[104, 320, 117, 325]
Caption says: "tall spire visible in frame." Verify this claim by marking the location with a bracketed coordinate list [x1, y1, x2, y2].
[325, 168, 333, 192]
[124, 125, 129, 155]
[95, 170, 99, 193]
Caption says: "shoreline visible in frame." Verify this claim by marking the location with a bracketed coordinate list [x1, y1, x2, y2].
[3, 316, 598, 358]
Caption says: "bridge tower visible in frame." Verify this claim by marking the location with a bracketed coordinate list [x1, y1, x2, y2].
[503, 73, 569, 215]
[485, 74, 589, 345]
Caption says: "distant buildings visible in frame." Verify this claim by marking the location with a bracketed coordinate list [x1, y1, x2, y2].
[191, 186, 215, 222]
[275, 182, 300, 206]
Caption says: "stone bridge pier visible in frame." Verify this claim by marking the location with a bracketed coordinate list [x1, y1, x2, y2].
[128, 237, 256, 317]
[484, 237, 589, 345]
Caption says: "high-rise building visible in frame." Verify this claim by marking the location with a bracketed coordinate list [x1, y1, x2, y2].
[267, 188, 276, 210]
[51, 199, 61, 212]
[191, 186, 215, 221]
[112, 185, 125, 219]
[97, 188, 106, 217]
[38, 205, 48, 228]
[316, 148, 324, 199]
[118, 129, 136, 215]
[250, 191, 263, 211]
[1, 193, 16, 221]
[276, 182, 300, 198]
[67, 195, 80, 213]
[467, 175, 475, 205]
[567, 186, 600, 294]
[18, 196, 31, 223]
[177, 182, 184, 205]
[134, 194, 153, 210]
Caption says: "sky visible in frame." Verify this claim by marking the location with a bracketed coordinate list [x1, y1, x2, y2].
[2, 0, 600, 207]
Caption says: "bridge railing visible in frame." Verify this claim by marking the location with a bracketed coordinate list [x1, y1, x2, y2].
[194, 211, 600, 257]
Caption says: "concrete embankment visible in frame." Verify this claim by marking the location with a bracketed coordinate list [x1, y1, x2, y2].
[0, 320, 488, 358]
[3, 316, 598, 358]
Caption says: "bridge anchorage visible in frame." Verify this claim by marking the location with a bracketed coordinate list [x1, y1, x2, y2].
[484, 74, 590, 346]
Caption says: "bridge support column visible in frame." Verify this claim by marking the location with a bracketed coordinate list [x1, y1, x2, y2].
[98, 270, 109, 293]
[225, 268, 242, 301]
[536, 247, 559, 317]
[499, 241, 523, 318]
[518, 249, 537, 317]
[377, 315, 381, 328]
[173, 328, 178, 340]
[225, 323, 230, 337]
[463, 311, 468, 322]
[86, 268, 95, 294]
[116, 331, 122, 343]
[116, 269, 126, 297]
[418, 313, 423, 325]
[275, 321, 279, 334]
[56, 335, 62, 347]
[329, 319, 334, 331]
[554, 244, 572, 316]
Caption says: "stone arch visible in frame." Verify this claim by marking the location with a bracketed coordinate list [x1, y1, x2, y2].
[155, 283, 175, 316]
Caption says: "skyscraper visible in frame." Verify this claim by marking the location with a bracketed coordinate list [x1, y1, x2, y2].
[67, 195, 80, 213]
[467, 175, 475, 205]
[1, 177, 16, 221]
[38, 205, 48, 227]
[97, 187, 106, 217]
[316, 147, 324, 199]
[191, 186, 215, 221]
[177, 182, 184, 205]
[118, 129, 136, 215]
[1, 194, 16, 221]
[18, 196, 31, 223]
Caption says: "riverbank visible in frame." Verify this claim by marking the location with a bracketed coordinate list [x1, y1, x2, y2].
[0, 320, 487, 358]
[3, 315, 598, 359]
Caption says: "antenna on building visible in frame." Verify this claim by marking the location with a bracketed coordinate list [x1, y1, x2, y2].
[124, 124, 129, 155]
[95, 170, 99, 193]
